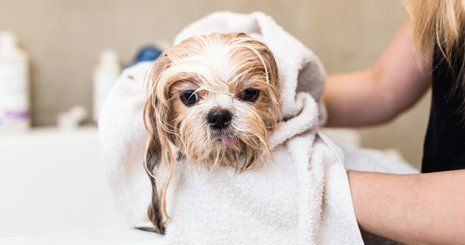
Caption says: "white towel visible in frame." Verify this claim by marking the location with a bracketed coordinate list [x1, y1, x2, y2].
[99, 11, 416, 244]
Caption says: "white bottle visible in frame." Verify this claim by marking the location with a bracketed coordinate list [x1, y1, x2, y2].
[0, 31, 30, 132]
[93, 50, 121, 123]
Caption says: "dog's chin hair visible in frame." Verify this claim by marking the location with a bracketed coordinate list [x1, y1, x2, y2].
[179, 119, 271, 172]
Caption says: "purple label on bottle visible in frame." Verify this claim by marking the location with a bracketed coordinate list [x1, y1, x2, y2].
[4, 109, 29, 120]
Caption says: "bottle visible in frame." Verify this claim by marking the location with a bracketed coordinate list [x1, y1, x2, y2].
[93, 50, 121, 123]
[0, 31, 30, 132]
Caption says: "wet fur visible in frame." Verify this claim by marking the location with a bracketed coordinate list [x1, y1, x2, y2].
[143, 33, 281, 233]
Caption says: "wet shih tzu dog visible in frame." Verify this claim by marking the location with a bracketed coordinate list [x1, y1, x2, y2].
[143, 33, 281, 233]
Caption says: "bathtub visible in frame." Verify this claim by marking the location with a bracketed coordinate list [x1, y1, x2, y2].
[0, 127, 163, 244]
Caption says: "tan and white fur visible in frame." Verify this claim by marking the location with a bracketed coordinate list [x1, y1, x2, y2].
[143, 32, 282, 233]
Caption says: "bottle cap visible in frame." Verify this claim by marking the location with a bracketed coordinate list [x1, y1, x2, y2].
[0, 31, 18, 51]
[99, 49, 119, 65]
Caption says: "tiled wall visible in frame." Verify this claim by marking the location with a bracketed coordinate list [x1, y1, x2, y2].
[0, 0, 428, 165]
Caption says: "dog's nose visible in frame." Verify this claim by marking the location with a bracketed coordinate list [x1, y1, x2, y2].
[207, 109, 232, 130]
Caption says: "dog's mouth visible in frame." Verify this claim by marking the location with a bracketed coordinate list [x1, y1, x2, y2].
[219, 135, 237, 146]
[211, 130, 238, 147]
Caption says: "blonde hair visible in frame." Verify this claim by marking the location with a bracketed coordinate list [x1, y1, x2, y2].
[404, 0, 465, 62]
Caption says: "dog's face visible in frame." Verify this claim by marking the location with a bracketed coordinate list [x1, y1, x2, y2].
[147, 33, 281, 169]
[144, 33, 281, 232]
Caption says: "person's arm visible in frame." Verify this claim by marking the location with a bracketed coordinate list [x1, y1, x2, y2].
[324, 18, 431, 127]
[348, 170, 465, 244]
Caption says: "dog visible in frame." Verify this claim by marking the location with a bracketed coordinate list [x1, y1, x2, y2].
[143, 32, 282, 233]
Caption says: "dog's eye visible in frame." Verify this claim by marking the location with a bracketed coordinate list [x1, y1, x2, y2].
[239, 88, 260, 102]
[179, 90, 198, 106]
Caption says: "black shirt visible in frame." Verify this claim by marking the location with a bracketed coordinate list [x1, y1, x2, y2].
[422, 44, 465, 173]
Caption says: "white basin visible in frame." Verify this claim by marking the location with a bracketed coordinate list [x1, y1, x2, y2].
[0, 127, 121, 238]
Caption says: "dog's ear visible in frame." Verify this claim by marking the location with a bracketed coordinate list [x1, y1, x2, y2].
[249, 38, 279, 87]
[145, 137, 165, 234]
[142, 53, 173, 234]
[229, 32, 279, 87]
[143, 97, 165, 234]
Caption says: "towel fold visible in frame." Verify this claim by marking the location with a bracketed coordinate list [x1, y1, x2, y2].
[99, 11, 416, 244]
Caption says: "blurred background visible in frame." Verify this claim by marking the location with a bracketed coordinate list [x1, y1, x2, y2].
[0, 0, 429, 242]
